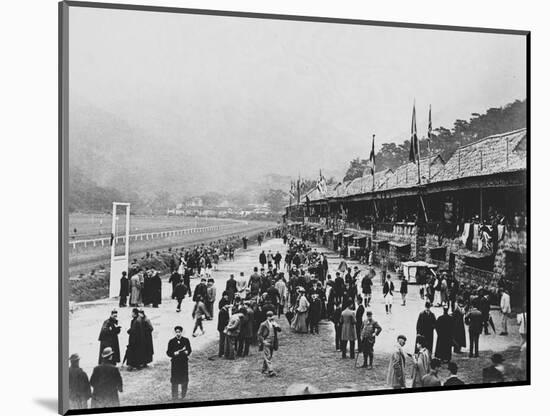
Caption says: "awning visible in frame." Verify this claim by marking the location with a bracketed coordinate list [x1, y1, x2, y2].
[343, 233, 354, 239]
[389, 242, 411, 248]
[353, 236, 367, 241]
[333, 231, 343, 237]
[325, 229, 333, 234]
[372, 238, 388, 244]
[458, 249, 493, 259]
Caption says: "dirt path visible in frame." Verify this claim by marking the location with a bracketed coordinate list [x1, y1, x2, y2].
[68, 238, 525, 408]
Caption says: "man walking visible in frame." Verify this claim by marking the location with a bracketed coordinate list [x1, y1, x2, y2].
[98, 310, 121, 365]
[89, 347, 123, 408]
[361, 272, 373, 307]
[166, 326, 192, 401]
[258, 310, 281, 377]
[499, 288, 511, 335]
[360, 311, 382, 368]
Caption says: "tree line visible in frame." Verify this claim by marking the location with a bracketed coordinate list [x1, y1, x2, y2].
[343, 99, 526, 182]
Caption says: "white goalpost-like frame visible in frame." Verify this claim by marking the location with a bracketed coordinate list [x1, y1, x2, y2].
[109, 202, 130, 298]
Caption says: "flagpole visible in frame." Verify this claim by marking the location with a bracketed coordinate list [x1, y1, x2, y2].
[372, 134, 376, 193]
[428, 105, 432, 182]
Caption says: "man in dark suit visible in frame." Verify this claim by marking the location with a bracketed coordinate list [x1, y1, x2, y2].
[193, 278, 208, 302]
[416, 302, 436, 353]
[119, 272, 129, 307]
[257, 311, 281, 376]
[98, 310, 121, 365]
[166, 326, 192, 401]
[465, 303, 483, 357]
[482, 354, 505, 383]
[444, 362, 465, 386]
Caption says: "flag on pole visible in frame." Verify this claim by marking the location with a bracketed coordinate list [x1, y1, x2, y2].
[409, 103, 420, 163]
[365, 134, 376, 176]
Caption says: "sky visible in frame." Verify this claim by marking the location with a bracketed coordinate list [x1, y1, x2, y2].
[68, 6, 527, 191]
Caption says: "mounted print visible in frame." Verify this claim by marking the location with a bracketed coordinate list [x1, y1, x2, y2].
[59, 1, 530, 414]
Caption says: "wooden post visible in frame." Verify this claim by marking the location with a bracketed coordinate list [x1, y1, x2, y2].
[480, 187, 483, 222]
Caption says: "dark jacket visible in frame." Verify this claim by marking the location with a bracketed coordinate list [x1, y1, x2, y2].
[444, 376, 465, 386]
[465, 308, 483, 335]
[89, 362, 122, 408]
[217, 307, 230, 332]
[166, 336, 192, 384]
[98, 318, 121, 364]
[119, 277, 129, 298]
[69, 365, 91, 409]
[257, 320, 281, 350]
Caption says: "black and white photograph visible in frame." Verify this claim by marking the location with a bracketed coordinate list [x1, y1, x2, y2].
[59, 1, 529, 414]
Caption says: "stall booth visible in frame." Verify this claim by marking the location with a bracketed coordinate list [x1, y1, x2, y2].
[349, 235, 367, 260]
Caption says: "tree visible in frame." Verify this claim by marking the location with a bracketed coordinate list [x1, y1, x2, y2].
[343, 157, 369, 182]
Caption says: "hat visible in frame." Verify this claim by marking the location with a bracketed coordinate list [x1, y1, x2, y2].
[266, 311, 274, 317]
[174, 325, 183, 332]
[366, 311, 373, 316]
[491, 354, 505, 364]
[101, 347, 114, 359]
[69, 353, 80, 362]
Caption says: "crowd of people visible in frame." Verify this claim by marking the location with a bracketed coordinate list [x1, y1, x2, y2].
[68, 230, 526, 410]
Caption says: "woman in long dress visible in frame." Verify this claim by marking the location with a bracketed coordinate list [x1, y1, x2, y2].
[291, 289, 310, 333]
[411, 335, 431, 387]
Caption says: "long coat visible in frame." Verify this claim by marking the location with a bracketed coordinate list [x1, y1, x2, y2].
[119, 277, 129, 298]
[452, 307, 467, 348]
[340, 308, 357, 341]
[411, 348, 431, 387]
[98, 318, 121, 364]
[166, 336, 192, 384]
[416, 310, 436, 352]
[150, 274, 162, 305]
[89, 363, 123, 408]
[69, 365, 91, 409]
[129, 275, 141, 306]
[387, 344, 406, 388]
[141, 316, 154, 364]
[126, 317, 147, 367]
[435, 313, 454, 361]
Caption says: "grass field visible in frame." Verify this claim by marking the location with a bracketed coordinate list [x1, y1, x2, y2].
[69, 213, 237, 240]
